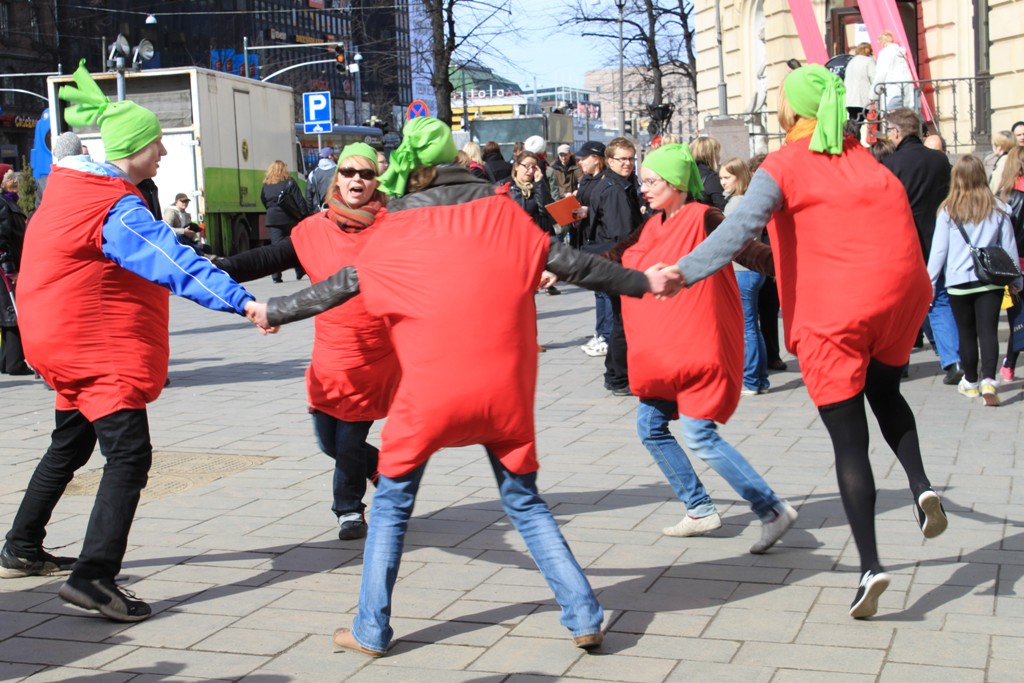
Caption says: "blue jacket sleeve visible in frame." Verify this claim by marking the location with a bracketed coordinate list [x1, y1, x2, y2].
[101, 195, 254, 314]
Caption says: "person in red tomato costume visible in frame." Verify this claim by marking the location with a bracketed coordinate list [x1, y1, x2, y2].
[619, 142, 798, 551]
[0, 63, 262, 622]
[665, 65, 948, 619]
[252, 117, 683, 656]
[217, 142, 398, 541]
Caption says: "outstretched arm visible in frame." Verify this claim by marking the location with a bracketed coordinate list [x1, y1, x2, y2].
[546, 238, 680, 298]
[265, 265, 360, 326]
[216, 238, 301, 282]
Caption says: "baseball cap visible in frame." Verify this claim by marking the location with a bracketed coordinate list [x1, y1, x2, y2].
[174, 192, 190, 203]
[557, 144, 572, 155]
[320, 146, 336, 158]
[576, 141, 606, 158]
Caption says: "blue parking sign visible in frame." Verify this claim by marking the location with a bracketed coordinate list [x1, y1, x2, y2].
[303, 91, 332, 134]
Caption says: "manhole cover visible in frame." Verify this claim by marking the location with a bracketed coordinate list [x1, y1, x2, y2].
[64, 452, 273, 500]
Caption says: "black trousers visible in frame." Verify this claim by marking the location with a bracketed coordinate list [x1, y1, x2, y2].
[267, 225, 305, 282]
[0, 325, 30, 375]
[603, 295, 629, 389]
[758, 277, 782, 363]
[948, 288, 1003, 382]
[5, 408, 152, 579]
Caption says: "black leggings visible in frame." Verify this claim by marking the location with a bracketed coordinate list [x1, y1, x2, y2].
[1005, 299, 1021, 371]
[948, 288, 1003, 383]
[817, 359, 931, 574]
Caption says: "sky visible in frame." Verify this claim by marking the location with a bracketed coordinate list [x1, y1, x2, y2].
[463, 0, 619, 91]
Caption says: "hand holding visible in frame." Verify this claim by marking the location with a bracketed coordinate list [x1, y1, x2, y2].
[244, 301, 279, 335]
[644, 263, 684, 299]
[572, 206, 589, 220]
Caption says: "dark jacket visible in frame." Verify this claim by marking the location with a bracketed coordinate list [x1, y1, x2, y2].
[482, 150, 513, 184]
[505, 179, 555, 233]
[696, 162, 727, 211]
[882, 135, 952, 259]
[1006, 179, 1024, 252]
[261, 178, 308, 230]
[265, 166, 650, 325]
[585, 170, 643, 253]
[0, 196, 28, 274]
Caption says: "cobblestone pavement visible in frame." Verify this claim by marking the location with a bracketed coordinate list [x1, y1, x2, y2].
[0, 278, 1021, 682]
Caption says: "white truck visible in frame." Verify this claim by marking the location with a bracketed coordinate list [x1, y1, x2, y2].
[47, 66, 300, 255]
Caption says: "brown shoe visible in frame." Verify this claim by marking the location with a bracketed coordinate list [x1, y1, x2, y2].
[332, 628, 386, 657]
[573, 632, 603, 650]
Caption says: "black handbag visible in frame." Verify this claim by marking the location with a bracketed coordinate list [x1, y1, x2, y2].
[954, 218, 1022, 287]
[0, 270, 16, 328]
[276, 181, 309, 222]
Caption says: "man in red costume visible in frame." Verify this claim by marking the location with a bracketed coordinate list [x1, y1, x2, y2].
[0, 63, 262, 622]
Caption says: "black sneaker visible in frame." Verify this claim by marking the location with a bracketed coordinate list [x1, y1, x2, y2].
[849, 569, 890, 619]
[338, 516, 368, 541]
[611, 386, 632, 397]
[915, 489, 948, 539]
[58, 575, 152, 622]
[0, 544, 76, 579]
[942, 363, 964, 385]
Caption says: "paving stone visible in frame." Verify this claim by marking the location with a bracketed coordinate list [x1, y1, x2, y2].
[877, 662, 984, 683]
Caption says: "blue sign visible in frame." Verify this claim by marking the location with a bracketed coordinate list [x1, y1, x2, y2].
[303, 91, 332, 134]
[407, 100, 429, 119]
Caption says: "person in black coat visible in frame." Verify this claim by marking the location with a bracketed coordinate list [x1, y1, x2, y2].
[691, 136, 727, 211]
[260, 160, 309, 282]
[881, 107, 959, 383]
[482, 140, 512, 184]
[0, 170, 31, 375]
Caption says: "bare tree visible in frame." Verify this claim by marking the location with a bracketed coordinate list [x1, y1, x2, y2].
[419, 0, 514, 125]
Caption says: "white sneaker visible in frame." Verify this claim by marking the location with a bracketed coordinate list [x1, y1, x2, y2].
[980, 378, 1000, 406]
[662, 512, 722, 537]
[957, 378, 980, 398]
[583, 337, 608, 357]
[749, 501, 798, 554]
[580, 335, 602, 353]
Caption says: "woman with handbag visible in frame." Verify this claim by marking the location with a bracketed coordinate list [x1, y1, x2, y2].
[928, 155, 1022, 406]
[260, 160, 308, 283]
[664, 65, 948, 619]
[0, 169, 30, 375]
[996, 145, 1024, 379]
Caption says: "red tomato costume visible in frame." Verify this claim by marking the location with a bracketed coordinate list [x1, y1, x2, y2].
[759, 137, 932, 406]
[622, 203, 743, 422]
[355, 195, 549, 478]
[18, 168, 169, 421]
[290, 215, 399, 421]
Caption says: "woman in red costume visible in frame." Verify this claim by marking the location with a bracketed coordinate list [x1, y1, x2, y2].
[254, 117, 681, 655]
[666, 65, 948, 619]
[217, 143, 396, 542]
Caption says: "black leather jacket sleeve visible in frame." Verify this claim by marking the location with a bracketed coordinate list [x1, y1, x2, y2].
[265, 266, 359, 326]
[216, 238, 301, 283]
[546, 238, 649, 298]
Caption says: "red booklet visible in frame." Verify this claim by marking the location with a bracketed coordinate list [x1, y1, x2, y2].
[545, 195, 582, 226]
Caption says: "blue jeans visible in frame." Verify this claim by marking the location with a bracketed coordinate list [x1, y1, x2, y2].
[735, 271, 769, 391]
[351, 450, 604, 652]
[311, 412, 378, 518]
[636, 400, 780, 521]
[923, 280, 960, 369]
[594, 291, 612, 340]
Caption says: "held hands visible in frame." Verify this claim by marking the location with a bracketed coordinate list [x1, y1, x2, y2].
[644, 263, 684, 299]
[244, 300, 279, 335]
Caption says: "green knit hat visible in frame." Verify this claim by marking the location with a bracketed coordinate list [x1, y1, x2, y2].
[640, 143, 704, 199]
[59, 60, 161, 161]
[377, 117, 457, 197]
[338, 142, 379, 173]
[783, 65, 847, 155]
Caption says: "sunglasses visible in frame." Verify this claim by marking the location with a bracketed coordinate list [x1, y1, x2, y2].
[338, 167, 376, 180]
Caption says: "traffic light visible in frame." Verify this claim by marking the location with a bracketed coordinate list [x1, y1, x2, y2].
[335, 53, 345, 75]
[624, 119, 633, 135]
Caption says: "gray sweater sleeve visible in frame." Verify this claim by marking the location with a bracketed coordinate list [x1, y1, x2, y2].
[676, 169, 783, 286]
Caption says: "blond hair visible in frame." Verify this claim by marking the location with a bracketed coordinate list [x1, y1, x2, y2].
[941, 155, 1000, 225]
[996, 146, 1024, 201]
[605, 137, 636, 159]
[777, 85, 799, 132]
[462, 141, 483, 164]
[1, 170, 16, 190]
[263, 160, 290, 185]
[992, 131, 1015, 154]
[690, 137, 722, 170]
[878, 31, 895, 45]
[853, 42, 873, 57]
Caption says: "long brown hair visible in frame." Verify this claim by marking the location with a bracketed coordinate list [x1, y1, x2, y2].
[997, 145, 1024, 201]
[263, 160, 290, 185]
[941, 155, 1000, 225]
[406, 165, 438, 194]
[720, 157, 751, 196]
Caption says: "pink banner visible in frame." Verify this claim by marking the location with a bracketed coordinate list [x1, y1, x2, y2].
[857, 0, 932, 121]
[787, 0, 829, 65]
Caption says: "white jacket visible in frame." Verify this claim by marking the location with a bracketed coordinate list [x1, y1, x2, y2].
[843, 55, 876, 108]
[870, 43, 913, 104]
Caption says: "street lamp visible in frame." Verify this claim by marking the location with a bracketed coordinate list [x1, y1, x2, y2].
[714, 0, 728, 116]
[616, 0, 626, 137]
[349, 49, 363, 124]
[107, 34, 155, 101]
